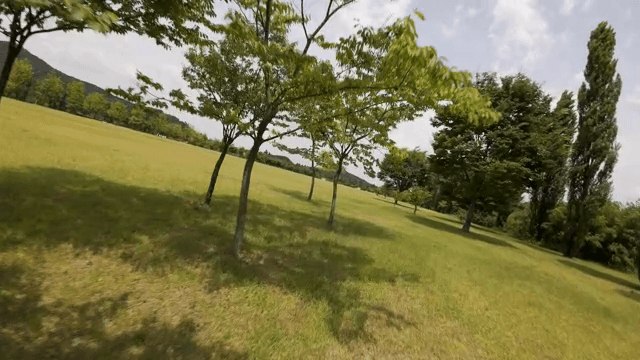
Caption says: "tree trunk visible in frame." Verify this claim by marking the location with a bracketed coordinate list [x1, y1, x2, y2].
[0, 42, 21, 103]
[462, 200, 476, 233]
[414, 204, 417, 214]
[233, 139, 262, 256]
[394, 198, 398, 206]
[431, 186, 441, 211]
[308, 159, 315, 201]
[203, 143, 229, 205]
[328, 158, 344, 226]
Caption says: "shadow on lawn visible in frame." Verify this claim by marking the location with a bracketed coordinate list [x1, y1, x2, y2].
[0, 263, 247, 360]
[267, 186, 330, 208]
[557, 259, 640, 291]
[616, 288, 640, 304]
[373, 197, 412, 209]
[0, 167, 415, 345]
[406, 214, 517, 249]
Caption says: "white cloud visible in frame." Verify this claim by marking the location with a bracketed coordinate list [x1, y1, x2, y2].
[489, 0, 555, 71]
[582, 0, 594, 11]
[441, 18, 460, 38]
[572, 72, 583, 85]
[626, 86, 640, 105]
[560, 0, 577, 15]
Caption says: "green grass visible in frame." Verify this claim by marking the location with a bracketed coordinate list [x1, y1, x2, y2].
[1, 98, 639, 359]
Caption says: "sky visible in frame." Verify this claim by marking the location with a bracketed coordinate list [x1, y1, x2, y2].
[4, 0, 639, 202]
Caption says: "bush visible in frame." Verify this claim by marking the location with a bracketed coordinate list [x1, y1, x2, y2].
[505, 205, 530, 240]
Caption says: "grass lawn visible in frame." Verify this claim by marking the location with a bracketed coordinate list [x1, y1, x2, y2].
[1, 98, 640, 359]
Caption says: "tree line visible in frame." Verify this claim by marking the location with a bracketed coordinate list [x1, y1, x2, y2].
[1, 1, 636, 279]
[374, 23, 638, 278]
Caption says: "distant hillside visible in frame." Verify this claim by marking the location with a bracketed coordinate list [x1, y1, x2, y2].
[1, 41, 376, 190]
[0, 41, 188, 128]
[261, 152, 376, 190]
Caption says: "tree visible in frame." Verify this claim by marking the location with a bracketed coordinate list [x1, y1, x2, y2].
[66, 81, 85, 114]
[275, 101, 335, 201]
[0, 0, 216, 102]
[378, 147, 429, 205]
[3, 58, 32, 100]
[527, 91, 577, 241]
[431, 73, 540, 233]
[107, 101, 128, 124]
[109, 32, 257, 205]
[565, 21, 622, 258]
[117, 2, 496, 255]
[403, 187, 431, 214]
[83, 92, 109, 119]
[34, 71, 64, 108]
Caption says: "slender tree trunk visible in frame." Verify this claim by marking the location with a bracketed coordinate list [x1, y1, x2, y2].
[414, 204, 417, 214]
[0, 42, 21, 103]
[308, 167, 315, 201]
[308, 138, 316, 200]
[233, 139, 262, 256]
[328, 158, 344, 226]
[462, 200, 476, 233]
[203, 143, 230, 205]
[432, 186, 441, 211]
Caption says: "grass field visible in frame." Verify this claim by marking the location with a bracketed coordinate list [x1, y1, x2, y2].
[1, 98, 640, 359]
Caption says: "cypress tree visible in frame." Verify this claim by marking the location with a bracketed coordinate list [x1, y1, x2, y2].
[565, 22, 622, 257]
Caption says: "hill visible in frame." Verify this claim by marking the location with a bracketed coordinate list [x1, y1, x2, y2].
[1, 42, 376, 189]
[1, 98, 639, 359]
[0, 41, 187, 127]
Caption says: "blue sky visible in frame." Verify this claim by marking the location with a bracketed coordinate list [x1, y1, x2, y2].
[5, 0, 639, 201]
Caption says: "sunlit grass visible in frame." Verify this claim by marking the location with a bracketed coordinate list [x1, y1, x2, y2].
[1, 98, 639, 359]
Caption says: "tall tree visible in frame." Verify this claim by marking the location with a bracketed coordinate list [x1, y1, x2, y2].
[565, 22, 622, 257]
[0, 0, 216, 102]
[66, 81, 85, 114]
[83, 92, 109, 119]
[323, 93, 418, 225]
[403, 187, 431, 215]
[3, 58, 32, 100]
[34, 71, 64, 108]
[431, 73, 546, 233]
[109, 32, 258, 206]
[274, 100, 335, 201]
[527, 91, 577, 241]
[107, 101, 128, 124]
[378, 147, 429, 205]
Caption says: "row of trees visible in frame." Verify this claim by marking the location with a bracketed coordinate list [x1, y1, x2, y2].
[2, 58, 216, 146]
[375, 22, 638, 276]
[107, 1, 499, 256]
[3, 1, 633, 273]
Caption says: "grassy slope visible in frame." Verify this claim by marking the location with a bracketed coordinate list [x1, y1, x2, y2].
[1, 98, 639, 359]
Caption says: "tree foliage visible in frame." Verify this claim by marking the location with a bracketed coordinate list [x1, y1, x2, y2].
[34, 71, 64, 108]
[83, 92, 109, 119]
[66, 81, 85, 114]
[527, 91, 577, 241]
[431, 73, 547, 233]
[565, 21, 622, 257]
[378, 147, 430, 201]
[0, 0, 217, 100]
[3, 58, 33, 100]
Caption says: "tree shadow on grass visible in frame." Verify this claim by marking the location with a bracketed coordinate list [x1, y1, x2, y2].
[557, 259, 640, 291]
[616, 288, 640, 304]
[515, 240, 562, 257]
[0, 263, 247, 360]
[267, 186, 330, 208]
[430, 214, 503, 236]
[0, 167, 413, 344]
[406, 214, 517, 249]
[372, 197, 412, 210]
